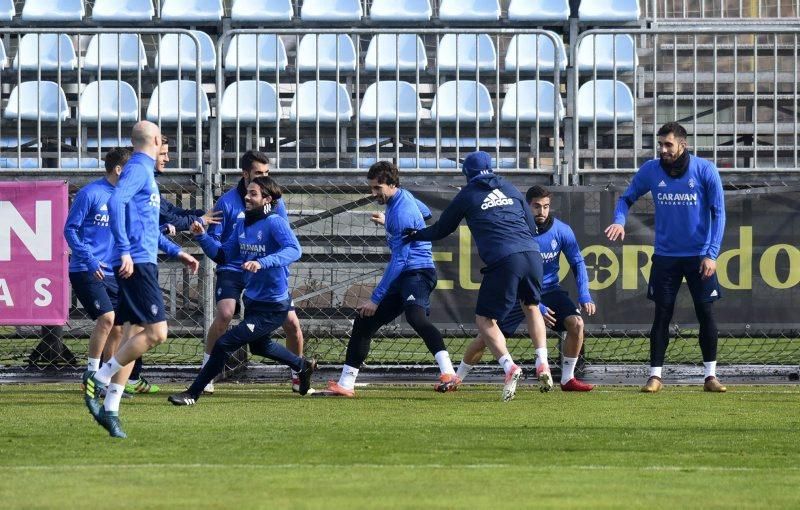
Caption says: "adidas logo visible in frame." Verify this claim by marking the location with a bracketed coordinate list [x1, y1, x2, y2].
[247, 323, 255, 332]
[481, 189, 514, 210]
[99, 204, 108, 211]
[710, 290, 718, 297]
[658, 180, 667, 187]
[406, 295, 416, 301]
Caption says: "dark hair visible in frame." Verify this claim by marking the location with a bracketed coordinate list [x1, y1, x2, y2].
[160, 135, 171, 146]
[249, 176, 282, 206]
[104, 146, 132, 173]
[526, 185, 551, 203]
[240, 150, 270, 173]
[366, 161, 399, 186]
[657, 122, 687, 140]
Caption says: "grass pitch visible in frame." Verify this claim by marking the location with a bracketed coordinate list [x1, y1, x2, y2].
[1, 383, 799, 509]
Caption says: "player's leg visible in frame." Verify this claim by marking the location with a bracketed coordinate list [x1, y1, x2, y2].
[456, 304, 523, 383]
[283, 309, 307, 392]
[69, 271, 116, 378]
[518, 251, 552, 392]
[643, 255, 681, 393]
[684, 257, 726, 392]
[543, 290, 594, 391]
[125, 356, 160, 395]
[203, 270, 244, 394]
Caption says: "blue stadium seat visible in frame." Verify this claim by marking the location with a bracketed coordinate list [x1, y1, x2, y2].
[576, 34, 637, 72]
[576, 80, 634, 123]
[4, 81, 70, 122]
[91, 0, 154, 21]
[21, 0, 84, 21]
[364, 34, 427, 72]
[504, 33, 566, 72]
[355, 157, 458, 169]
[79, 81, 139, 123]
[60, 157, 103, 169]
[508, 0, 569, 21]
[224, 34, 287, 73]
[219, 81, 279, 124]
[155, 31, 216, 72]
[501, 81, 563, 124]
[1, 0, 15, 21]
[13, 34, 77, 71]
[289, 81, 352, 123]
[230, 0, 293, 22]
[439, 0, 500, 21]
[369, 0, 431, 22]
[579, 0, 640, 22]
[0, 158, 42, 169]
[430, 81, 493, 123]
[359, 81, 422, 123]
[160, 0, 223, 22]
[297, 34, 357, 73]
[301, 0, 362, 22]
[146, 80, 211, 123]
[438, 34, 496, 72]
[84, 34, 148, 71]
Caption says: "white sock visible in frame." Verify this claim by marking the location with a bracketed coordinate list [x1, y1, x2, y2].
[534, 347, 549, 369]
[649, 366, 663, 379]
[87, 357, 101, 372]
[202, 352, 211, 367]
[498, 354, 515, 375]
[104, 383, 125, 413]
[456, 361, 473, 381]
[95, 356, 124, 385]
[561, 357, 578, 384]
[434, 350, 455, 375]
[338, 364, 359, 390]
[703, 361, 717, 379]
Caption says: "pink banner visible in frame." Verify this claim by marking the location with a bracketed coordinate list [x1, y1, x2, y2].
[0, 181, 69, 325]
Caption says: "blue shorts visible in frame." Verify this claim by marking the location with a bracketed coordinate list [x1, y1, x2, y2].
[380, 268, 437, 314]
[648, 255, 722, 305]
[114, 262, 167, 325]
[497, 288, 581, 336]
[476, 251, 542, 321]
[215, 270, 246, 303]
[69, 271, 119, 321]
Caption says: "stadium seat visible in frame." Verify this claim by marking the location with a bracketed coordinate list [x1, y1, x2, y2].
[160, 0, 223, 22]
[576, 34, 637, 72]
[0, 40, 6, 70]
[369, 0, 432, 22]
[301, 0, 362, 22]
[0, 136, 36, 148]
[501, 81, 563, 124]
[155, 31, 216, 72]
[13, 34, 77, 71]
[60, 157, 103, 168]
[82, 136, 128, 148]
[355, 157, 458, 169]
[439, 0, 500, 21]
[230, 0, 293, 22]
[91, 0, 154, 21]
[364, 34, 427, 72]
[297, 34, 357, 73]
[219, 81, 279, 124]
[84, 34, 148, 71]
[578, 0, 640, 22]
[504, 33, 566, 72]
[224, 34, 287, 73]
[508, 0, 569, 21]
[576, 80, 634, 123]
[0, 0, 14, 21]
[438, 34, 496, 72]
[21, 0, 84, 21]
[289, 81, 352, 123]
[78, 81, 139, 123]
[0, 158, 42, 169]
[4, 81, 70, 122]
[359, 81, 422, 123]
[430, 81, 493, 123]
[146, 80, 211, 123]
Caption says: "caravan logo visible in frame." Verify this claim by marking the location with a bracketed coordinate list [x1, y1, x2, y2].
[481, 190, 513, 210]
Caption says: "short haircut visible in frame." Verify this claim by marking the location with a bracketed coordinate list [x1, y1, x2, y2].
[526, 185, 551, 203]
[366, 161, 399, 186]
[160, 135, 171, 146]
[249, 176, 282, 206]
[104, 146, 132, 173]
[657, 122, 688, 140]
[240, 150, 270, 173]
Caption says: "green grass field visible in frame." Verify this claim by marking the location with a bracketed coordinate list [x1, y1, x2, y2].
[1, 383, 799, 509]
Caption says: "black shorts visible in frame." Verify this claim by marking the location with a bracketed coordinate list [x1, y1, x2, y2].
[69, 271, 119, 321]
[114, 262, 167, 325]
[497, 288, 581, 336]
[476, 251, 542, 321]
[215, 270, 246, 303]
[648, 255, 722, 305]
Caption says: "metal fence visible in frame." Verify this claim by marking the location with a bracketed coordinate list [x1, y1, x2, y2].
[644, 0, 800, 20]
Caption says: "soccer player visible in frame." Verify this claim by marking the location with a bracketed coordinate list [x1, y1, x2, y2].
[404, 151, 552, 401]
[604, 122, 727, 393]
[83, 121, 200, 438]
[201, 150, 306, 395]
[456, 185, 596, 392]
[167, 176, 316, 405]
[320, 161, 458, 397]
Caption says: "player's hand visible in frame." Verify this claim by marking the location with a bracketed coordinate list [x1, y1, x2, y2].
[581, 301, 597, 316]
[401, 228, 418, 244]
[164, 224, 177, 236]
[190, 221, 206, 235]
[242, 261, 262, 273]
[93, 262, 107, 281]
[542, 306, 556, 328]
[700, 257, 717, 280]
[118, 254, 134, 279]
[178, 252, 200, 274]
[370, 212, 385, 226]
[356, 300, 378, 318]
[202, 209, 222, 226]
[604, 223, 625, 242]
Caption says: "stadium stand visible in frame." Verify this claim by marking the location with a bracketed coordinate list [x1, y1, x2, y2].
[84, 33, 148, 71]
[224, 34, 288, 72]
[230, 0, 293, 22]
[91, 0, 155, 21]
[364, 34, 427, 72]
[576, 79, 635, 123]
[78, 80, 139, 123]
[369, 0, 432, 22]
[146, 79, 210, 123]
[21, 0, 84, 21]
[4, 81, 70, 121]
[508, 0, 570, 22]
[160, 0, 223, 23]
[576, 33, 637, 72]
[359, 81, 422, 123]
[501, 81, 564, 124]
[296, 34, 357, 73]
[218, 80, 279, 124]
[300, 0, 362, 22]
[437, 33, 497, 72]
[504, 33, 566, 71]
[430, 80, 493, 123]
[155, 31, 217, 72]
[288, 80, 352, 122]
[13, 33, 77, 71]
[439, 0, 500, 21]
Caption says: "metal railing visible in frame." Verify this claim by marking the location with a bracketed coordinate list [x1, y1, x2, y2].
[645, 0, 800, 20]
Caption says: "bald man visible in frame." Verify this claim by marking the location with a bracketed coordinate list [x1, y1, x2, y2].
[83, 121, 200, 438]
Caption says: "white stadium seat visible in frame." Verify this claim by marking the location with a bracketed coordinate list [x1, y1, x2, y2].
[501, 81, 564, 124]
[508, 0, 570, 22]
[579, 0, 640, 22]
[369, 0, 431, 22]
[224, 34, 287, 73]
[438, 34, 496, 72]
[297, 34, 357, 73]
[0, 158, 42, 169]
[301, 0, 362, 22]
[84, 34, 148, 71]
[91, 0, 154, 21]
[219, 81, 279, 124]
[577, 34, 638, 72]
[0, 40, 6, 70]
[79, 81, 139, 123]
[430, 81, 493, 123]
[4, 81, 70, 122]
[60, 158, 103, 169]
[230, 0, 293, 22]
[364, 34, 427, 72]
[21, 0, 84, 21]
[289, 81, 352, 123]
[355, 157, 458, 169]
[439, 0, 500, 21]
[576, 80, 635, 123]
[505, 33, 567, 72]
[13, 34, 77, 71]
[146, 80, 211, 123]
[359, 81, 422, 123]
[160, 0, 223, 22]
[155, 31, 216, 72]
[0, 0, 15, 21]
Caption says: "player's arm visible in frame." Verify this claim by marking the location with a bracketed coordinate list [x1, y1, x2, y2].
[63, 191, 104, 277]
[371, 212, 415, 305]
[414, 198, 433, 221]
[158, 232, 200, 274]
[274, 198, 289, 221]
[109, 165, 146, 277]
[605, 170, 650, 241]
[159, 197, 204, 232]
[192, 220, 236, 265]
[701, 164, 726, 278]
[406, 193, 466, 242]
[253, 217, 302, 271]
[562, 226, 595, 314]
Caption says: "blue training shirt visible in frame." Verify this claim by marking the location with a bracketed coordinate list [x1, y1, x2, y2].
[108, 152, 181, 264]
[371, 189, 435, 304]
[613, 155, 726, 259]
[536, 218, 592, 304]
[64, 177, 115, 274]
